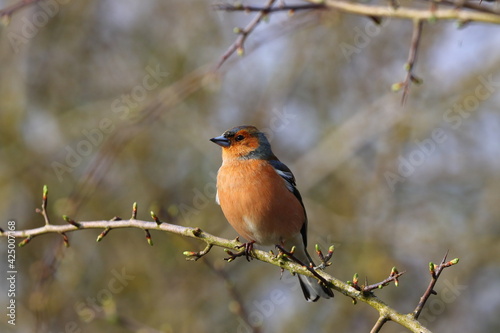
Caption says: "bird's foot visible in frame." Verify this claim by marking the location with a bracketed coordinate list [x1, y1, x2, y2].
[224, 241, 255, 262]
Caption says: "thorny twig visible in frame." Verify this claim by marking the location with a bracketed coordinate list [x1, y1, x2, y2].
[215, 0, 500, 101]
[1, 186, 460, 333]
[216, 0, 278, 69]
[412, 251, 460, 319]
[400, 19, 424, 105]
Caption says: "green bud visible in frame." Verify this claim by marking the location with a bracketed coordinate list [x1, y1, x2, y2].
[391, 82, 403, 92]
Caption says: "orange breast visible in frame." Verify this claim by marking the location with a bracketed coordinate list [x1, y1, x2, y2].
[216, 159, 305, 245]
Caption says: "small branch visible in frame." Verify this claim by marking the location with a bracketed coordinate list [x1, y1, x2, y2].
[362, 268, 405, 292]
[0, 187, 460, 333]
[184, 243, 213, 261]
[370, 316, 389, 333]
[400, 19, 424, 105]
[321, 0, 500, 24]
[0, 214, 431, 331]
[276, 244, 331, 288]
[412, 251, 460, 319]
[36, 185, 50, 226]
[214, 1, 327, 68]
[215, 0, 277, 69]
[315, 244, 334, 269]
[214, 2, 326, 13]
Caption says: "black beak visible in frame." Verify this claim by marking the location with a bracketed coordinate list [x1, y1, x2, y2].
[210, 135, 230, 147]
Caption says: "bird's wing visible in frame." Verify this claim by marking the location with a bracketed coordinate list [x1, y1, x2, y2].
[268, 159, 310, 248]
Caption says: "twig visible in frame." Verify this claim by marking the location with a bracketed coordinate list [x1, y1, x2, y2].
[412, 251, 460, 319]
[214, 2, 326, 13]
[216, 0, 277, 69]
[35, 185, 50, 226]
[370, 316, 389, 333]
[0, 186, 458, 333]
[321, 0, 500, 24]
[0, 212, 432, 331]
[362, 269, 405, 292]
[401, 19, 424, 105]
[276, 244, 331, 288]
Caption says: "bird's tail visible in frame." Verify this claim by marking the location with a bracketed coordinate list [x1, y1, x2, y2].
[292, 243, 333, 302]
[297, 274, 333, 302]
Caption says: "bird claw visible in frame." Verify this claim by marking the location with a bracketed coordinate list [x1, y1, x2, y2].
[224, 241, 255, 262]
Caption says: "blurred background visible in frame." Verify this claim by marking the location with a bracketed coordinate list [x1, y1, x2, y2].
[0, 0, 499, 332]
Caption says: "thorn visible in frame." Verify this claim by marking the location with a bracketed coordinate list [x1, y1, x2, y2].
[63, 215, 81, 228]
[19, 236, 32, 247]
[61, 233, 69, 247]
[131, 202, 138, 219]
[151, 211, 162, 225]
[0, 227, 4, 234]
[110, 216, 122, 221]
[96, 227, 111, 242]
[144, 229, 153, 246]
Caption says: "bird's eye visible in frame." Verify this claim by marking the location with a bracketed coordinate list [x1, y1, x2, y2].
[235, 135, 245, 142]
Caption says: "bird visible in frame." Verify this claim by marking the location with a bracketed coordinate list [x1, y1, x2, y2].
[210, 125, 333, 302]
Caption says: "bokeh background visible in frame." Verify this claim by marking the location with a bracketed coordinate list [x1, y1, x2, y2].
[1, 0, 500, 332]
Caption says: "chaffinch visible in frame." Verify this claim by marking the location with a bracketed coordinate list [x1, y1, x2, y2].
[210, 125, 333, 302]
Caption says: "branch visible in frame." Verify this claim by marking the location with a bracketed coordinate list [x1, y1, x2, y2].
[1, 216, 430, 331]
[215, 0, 278, 69]
[321, 0, 500, 24]
[215, 0, 500, 101]
[393, 19, 424, 105]
[412, 251, 460, 319]
[213, 3, 326, 13]
[1, 187, 461, 333]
